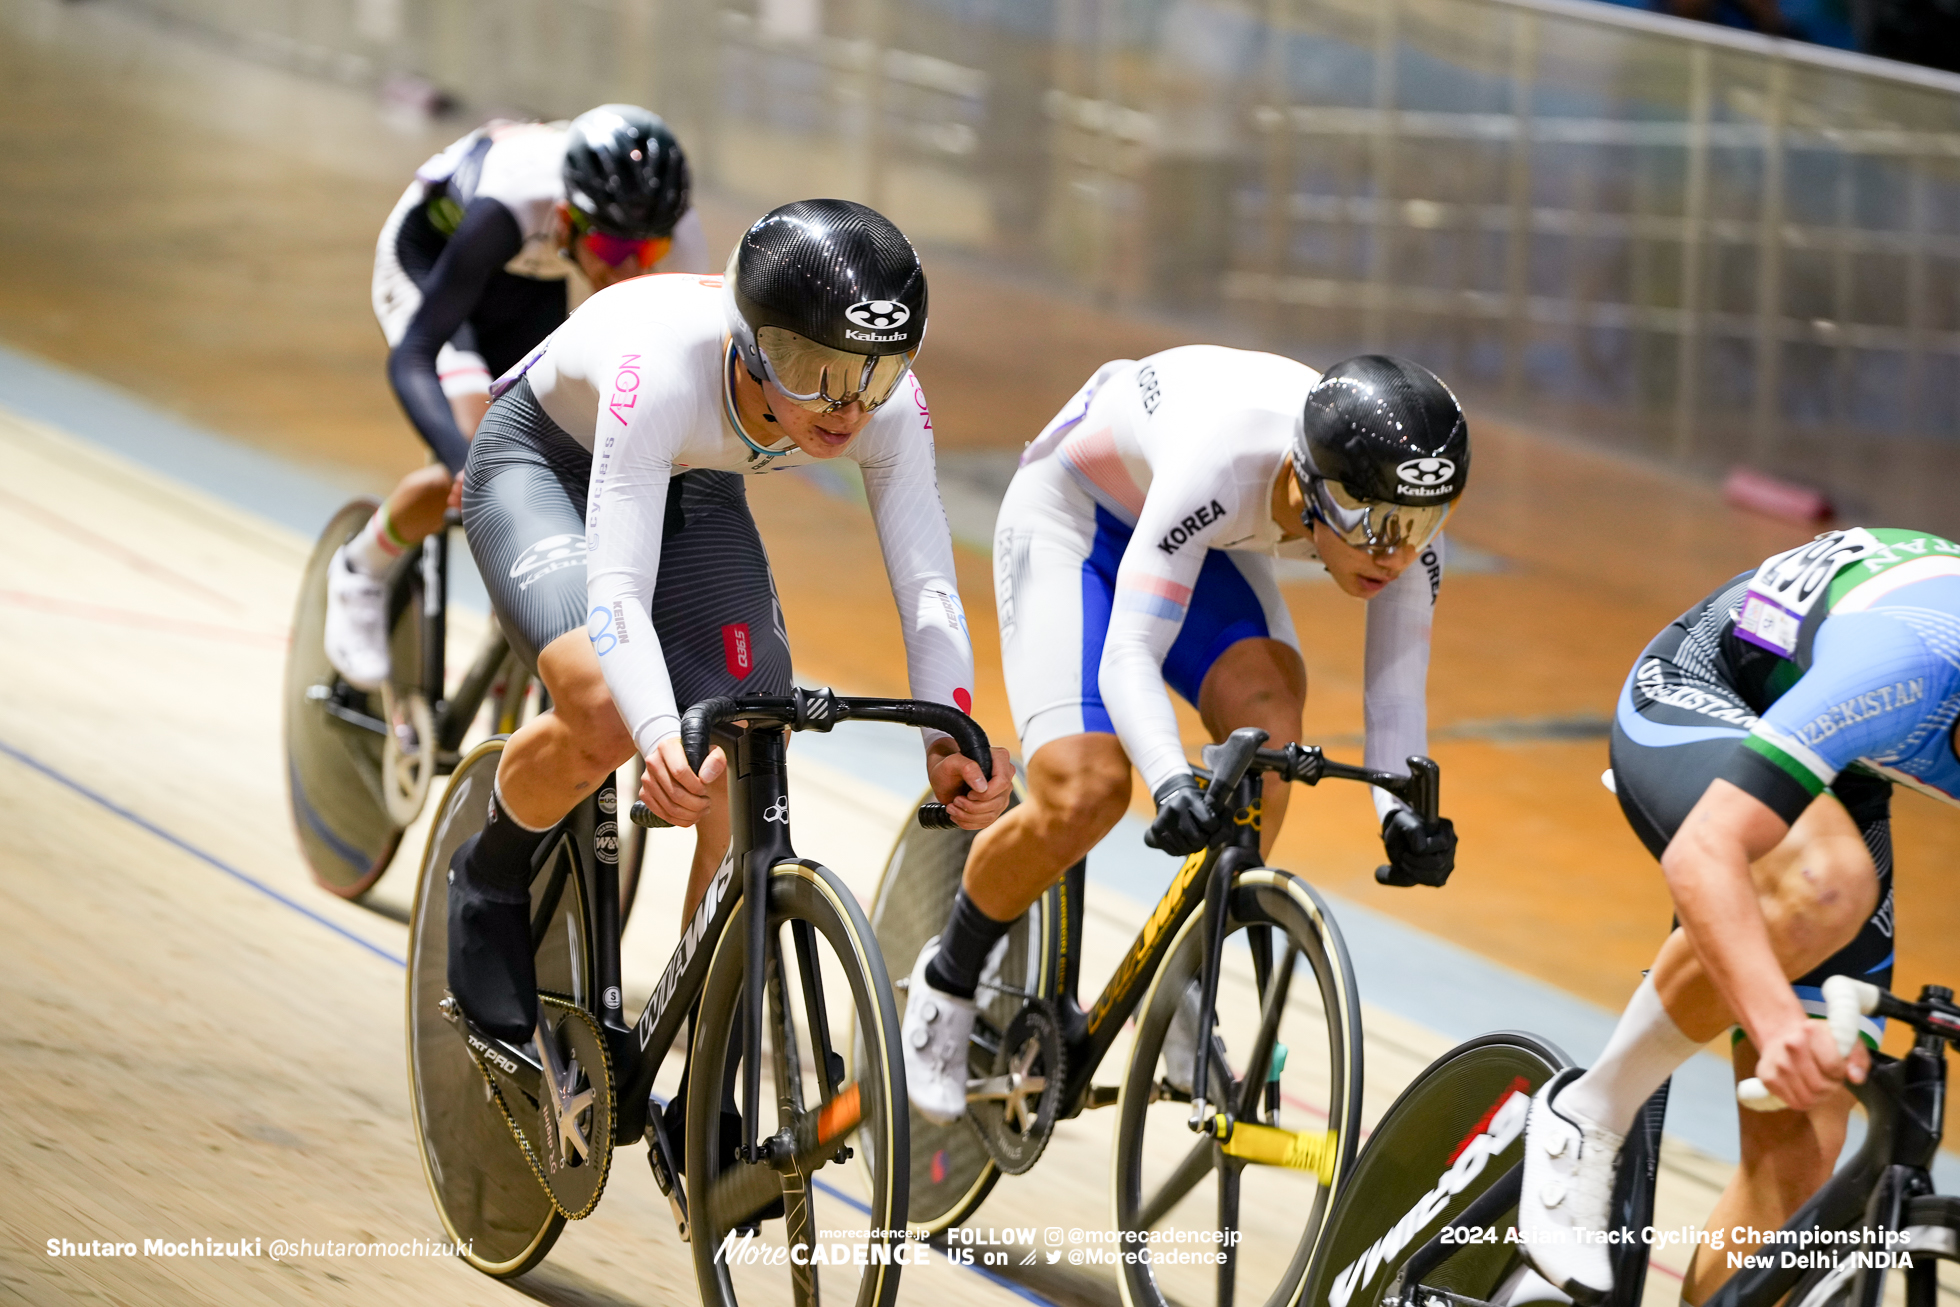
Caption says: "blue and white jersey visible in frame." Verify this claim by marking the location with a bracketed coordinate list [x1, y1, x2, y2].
[1725, 528, 1960, 820]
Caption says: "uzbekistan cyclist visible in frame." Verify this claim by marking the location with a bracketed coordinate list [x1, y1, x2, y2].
[446, 199, 1012, 1050]
[1519, 528, 1960, 1302]
[900, 348, 1466, 1123]
[324, 104, 706, 687]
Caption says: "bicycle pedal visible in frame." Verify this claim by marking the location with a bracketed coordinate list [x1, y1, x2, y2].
[1085, 1085, 1120, 1110]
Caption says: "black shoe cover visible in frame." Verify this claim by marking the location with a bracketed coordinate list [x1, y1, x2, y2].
[446, 832, 538, 1044]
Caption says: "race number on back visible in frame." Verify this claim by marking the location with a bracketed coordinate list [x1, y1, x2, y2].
[1737, 528, 1885, 658]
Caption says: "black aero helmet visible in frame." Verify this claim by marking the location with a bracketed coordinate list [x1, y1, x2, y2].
[1292, 355, 1468, 552]
[562, 104, 690, 238]
[727, 199, 926, 424]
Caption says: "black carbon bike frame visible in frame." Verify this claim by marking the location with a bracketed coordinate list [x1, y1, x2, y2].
[448, 686, 993, 1187]
[1029, 728, 1442, 1126]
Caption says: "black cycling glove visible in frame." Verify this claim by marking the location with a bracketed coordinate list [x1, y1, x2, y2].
[1145, 774, 1221, 857]
[1376, 807, 1457, 887]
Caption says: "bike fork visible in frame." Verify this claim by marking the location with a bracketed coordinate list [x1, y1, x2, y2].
[737, 726, 794, 1163]
[1190, 772, 1262, 1131]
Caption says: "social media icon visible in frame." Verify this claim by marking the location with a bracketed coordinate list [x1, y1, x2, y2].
[1044, 1227, 1064, 1247]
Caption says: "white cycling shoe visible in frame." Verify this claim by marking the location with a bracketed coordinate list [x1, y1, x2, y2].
[901, 939, 977, 1126]
[323, 546, 390, 691]
[1518, 1070, 1623, 1304]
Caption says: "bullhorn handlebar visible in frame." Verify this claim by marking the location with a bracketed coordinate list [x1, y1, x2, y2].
[629, 686, 993, 832]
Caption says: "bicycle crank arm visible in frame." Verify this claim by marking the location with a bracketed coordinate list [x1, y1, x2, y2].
[305, 682, 387, 735]
[965, 1073, 1045, 1102]
[440, 995, 544, 1099]
[1209, 1118, 1339, 1184]
[706, 1082, 867, 1230]
[645, 1102, 691, 1243]
[1386, 1287, 1500, 1307]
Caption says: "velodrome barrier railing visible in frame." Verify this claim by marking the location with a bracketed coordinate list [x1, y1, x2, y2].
[125, 0, 1960, 531]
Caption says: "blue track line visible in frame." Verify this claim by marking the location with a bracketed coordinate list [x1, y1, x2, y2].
[0, 737, 408, 970]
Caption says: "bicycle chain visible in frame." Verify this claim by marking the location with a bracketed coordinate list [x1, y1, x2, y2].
[463, 992, 615, 1220]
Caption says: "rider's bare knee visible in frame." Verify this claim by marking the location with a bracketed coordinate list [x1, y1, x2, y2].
[558, 684, 634, 782]
[401, 463, 454, 503]
[1755, 801, 1878, 973]
[1037, 753, 1131, 837]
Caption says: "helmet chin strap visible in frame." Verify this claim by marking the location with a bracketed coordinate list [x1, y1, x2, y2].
[723, 344, 796, 457]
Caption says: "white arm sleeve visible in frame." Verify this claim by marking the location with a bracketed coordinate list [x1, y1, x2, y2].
[1363, 534, 1444, 821]
[856, 383, 977, 753]
[1097, 467, 1229, 795]
[585, 382, 689, 758]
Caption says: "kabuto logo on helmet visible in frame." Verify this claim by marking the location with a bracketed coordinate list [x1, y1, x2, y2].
[1395, 457, 1456, 495]
[845, 300, 911, 331]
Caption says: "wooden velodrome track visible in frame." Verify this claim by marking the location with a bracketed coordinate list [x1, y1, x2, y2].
[3, 1, 1958, 1304]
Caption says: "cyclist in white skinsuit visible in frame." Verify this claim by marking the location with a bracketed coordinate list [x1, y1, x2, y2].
[900, 348, 1469, 1123]
[446, 200, 1013, 1049]
[324, 106, 709, 689]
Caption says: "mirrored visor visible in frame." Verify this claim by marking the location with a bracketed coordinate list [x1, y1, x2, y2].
[756, 326, 914, 413]
[1306, 477, 1453, 553]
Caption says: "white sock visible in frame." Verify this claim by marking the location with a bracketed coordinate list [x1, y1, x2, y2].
[1558, 975, 1703, 1135]
[344, 505, 407, 578]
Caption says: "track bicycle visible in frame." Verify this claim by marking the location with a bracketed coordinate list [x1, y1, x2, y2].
[406, 685, 992, 1303]
[283, 499, 657, 905]
[284, 499, 531, 896]
[867, 726, 1448, 1307]
[1297, 974, 1960, 1307]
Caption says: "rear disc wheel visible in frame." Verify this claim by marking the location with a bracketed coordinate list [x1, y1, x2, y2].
[406, 737, 595, 1277]
[859, 787, 1051, 1233]
[282, 497, 405, 897]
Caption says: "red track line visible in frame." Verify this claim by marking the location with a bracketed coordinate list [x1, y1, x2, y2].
[0, 485, 246, 611]
[0, 588, 287, 647]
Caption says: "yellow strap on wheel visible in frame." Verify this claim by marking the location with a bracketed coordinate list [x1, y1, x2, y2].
[1217, 1121, 1338, 1184]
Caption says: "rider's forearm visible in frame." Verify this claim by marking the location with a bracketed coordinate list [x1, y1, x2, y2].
[859, 456, 975, 752]
[1663, 822, 1808, 1046]
[388, 198, 523, 473]
[1361, 538, 1438, 821]
[1101, 635, 1187, 793]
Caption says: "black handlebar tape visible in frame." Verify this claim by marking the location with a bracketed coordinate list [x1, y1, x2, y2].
[917, 803, 956, 830]
[678, 696, 740, 774]
[904, 701, 993, 781]
[629, 801, 674, 829]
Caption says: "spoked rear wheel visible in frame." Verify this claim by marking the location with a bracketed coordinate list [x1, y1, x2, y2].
[690, 860, 910, 1307]
[860, 787, 1053, 1232]
[1114, 869, 1364, 1307]
[405, 737, 595, 1277]
[283, 497, 406, 898]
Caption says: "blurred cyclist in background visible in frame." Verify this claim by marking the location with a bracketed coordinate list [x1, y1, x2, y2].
[324, 104, 707, 688]
[901, 349, 1466, 1123]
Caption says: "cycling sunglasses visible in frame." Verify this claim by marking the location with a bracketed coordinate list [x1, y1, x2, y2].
[1300, 474, 1452, 553]
[755, 325, 915, 415]
[568, 207, 671, 269]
